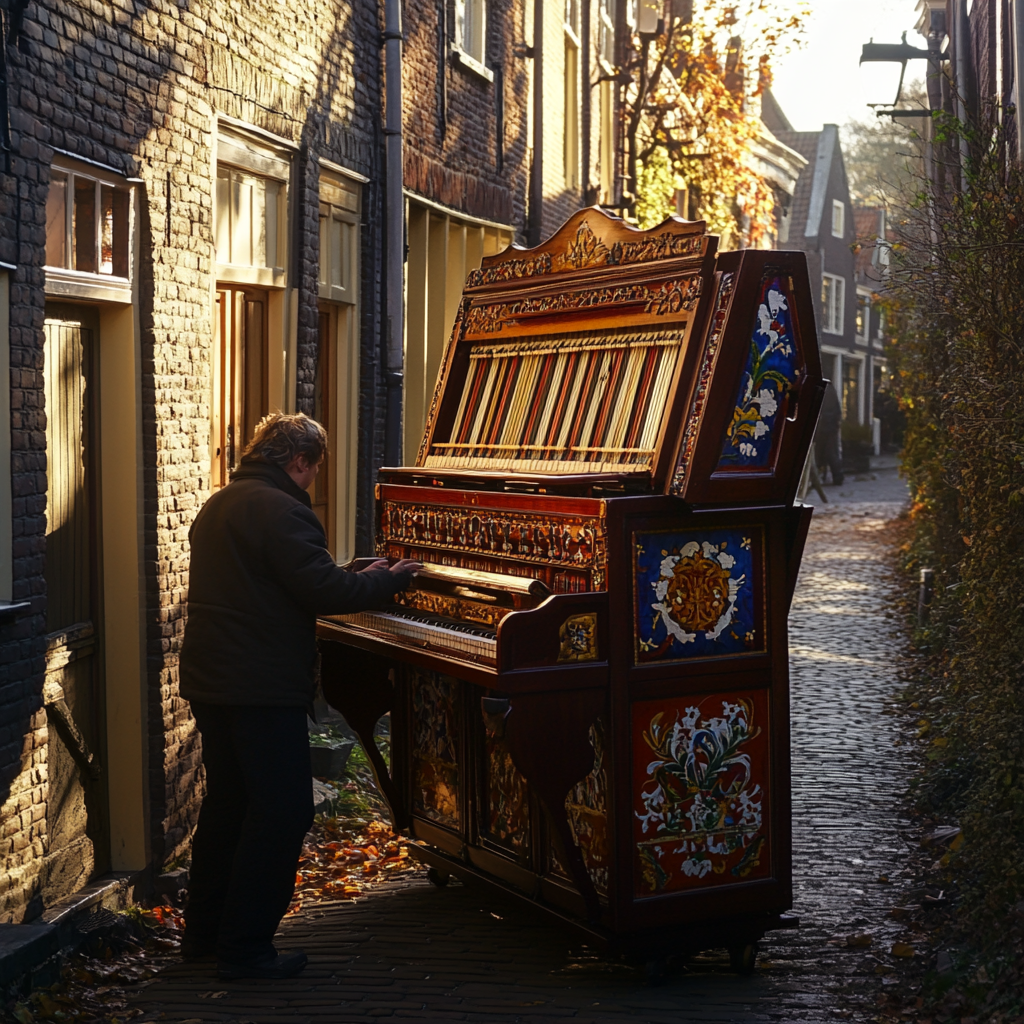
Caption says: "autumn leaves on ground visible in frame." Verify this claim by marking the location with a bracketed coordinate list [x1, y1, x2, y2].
[3, 743, 422, 1024]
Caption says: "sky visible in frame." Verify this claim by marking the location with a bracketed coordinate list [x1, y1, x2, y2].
[770, 0, 924, 131]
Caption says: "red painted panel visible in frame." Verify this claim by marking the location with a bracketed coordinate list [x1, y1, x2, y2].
[631, 688, 771, 897]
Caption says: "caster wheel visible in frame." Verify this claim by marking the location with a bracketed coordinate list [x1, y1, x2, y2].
[729, 942, 758, 976]
[427, 867, 450, 888]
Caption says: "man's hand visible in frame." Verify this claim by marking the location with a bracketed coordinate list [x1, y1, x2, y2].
[358, 558, 423, 577]
[389, 558, 423, 577]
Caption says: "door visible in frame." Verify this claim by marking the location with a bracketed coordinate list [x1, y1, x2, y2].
[212, 287, 268, 488]
[42, 306, 109, 902]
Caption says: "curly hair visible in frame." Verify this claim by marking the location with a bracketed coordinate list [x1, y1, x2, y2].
[241, 412, 328, 468]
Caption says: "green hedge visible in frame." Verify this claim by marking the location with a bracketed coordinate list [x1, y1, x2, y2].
[888, 117, 1024, 937]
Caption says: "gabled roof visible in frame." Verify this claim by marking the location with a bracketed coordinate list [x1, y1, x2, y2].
[772, 129, 821, 241]
[773, 125, 843, 239]
[759, 88, 795, 134]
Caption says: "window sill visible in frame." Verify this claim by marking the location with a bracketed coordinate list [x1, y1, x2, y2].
[216, 263, 288, 288]
[451, 47, 494, 82]
[44, 268, 132, 304]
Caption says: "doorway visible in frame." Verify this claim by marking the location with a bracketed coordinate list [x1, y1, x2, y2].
[42, 304, 110, 902]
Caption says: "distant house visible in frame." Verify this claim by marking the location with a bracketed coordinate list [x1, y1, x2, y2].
[853, 206, 897, 451]
[760, 99, 873, 431]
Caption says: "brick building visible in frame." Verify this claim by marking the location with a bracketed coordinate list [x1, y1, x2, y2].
[0, 0, 620, 927]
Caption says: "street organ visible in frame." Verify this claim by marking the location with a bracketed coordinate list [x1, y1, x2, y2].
[317, 208, 824, 968]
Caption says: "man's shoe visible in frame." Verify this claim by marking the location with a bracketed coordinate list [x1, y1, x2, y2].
[179, 935, 217, 961]
[217, 951, 308, 980]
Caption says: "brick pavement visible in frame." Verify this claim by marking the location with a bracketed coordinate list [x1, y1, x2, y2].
[132, 468, 912, 1024]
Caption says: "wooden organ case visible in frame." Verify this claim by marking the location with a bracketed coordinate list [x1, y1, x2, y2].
[318, 209, 824, 964]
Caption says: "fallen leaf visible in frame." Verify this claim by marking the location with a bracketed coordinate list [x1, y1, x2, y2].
[891, 942, 915, 958]
[846, 933, 873, 948]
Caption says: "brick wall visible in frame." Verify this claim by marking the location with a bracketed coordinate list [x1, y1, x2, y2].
[402, 0, 530, 238]
[0, 0, 385, 918]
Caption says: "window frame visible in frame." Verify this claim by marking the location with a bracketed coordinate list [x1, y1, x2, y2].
[453, 0, 493, 80]
[318, 170, 361, 305]
[44, 157, 136, 304]
[563, 19, 580, 189]
[821, 271, 845, 335]
[214, 125, 293, 289]
[831, 199, 845, 238]
[855, 289, 872, 343]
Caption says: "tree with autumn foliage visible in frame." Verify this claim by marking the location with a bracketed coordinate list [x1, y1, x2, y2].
[624, 0, 808, 244]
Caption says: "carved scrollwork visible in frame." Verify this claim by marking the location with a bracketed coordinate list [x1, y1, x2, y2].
[464, 275, 703, 335]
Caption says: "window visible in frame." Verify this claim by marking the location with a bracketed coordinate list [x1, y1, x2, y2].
[821, 272, 845, 334]
[215, 167, 285, 271]
[598, 82, 614, 204]
[46, 167, 131, 278]
[841, 357, 861, 423]
[876, 305, 887, 341]
[565, 0, 579, 32]
[313, 170, 362, 561]
[212, 124, 294, 486]
[404, 203, 512, 464]
[455, 0, 486, 65]
[318, 172, 360, 304]
[831, 199, 845, 238]
[855, 292, 871, 342]
[598, 0, 614, 65]
[564, 21, 580, 188]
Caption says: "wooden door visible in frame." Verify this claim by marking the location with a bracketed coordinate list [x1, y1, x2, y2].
[42, 309, 109, 901]
[212, 287, 268, 488]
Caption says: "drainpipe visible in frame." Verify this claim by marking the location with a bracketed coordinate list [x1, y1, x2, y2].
[954, 0, 970, 188]
[383, 0, 404, 466]
[1014, 0, 1024, 162]
[529, 0, 544, 245]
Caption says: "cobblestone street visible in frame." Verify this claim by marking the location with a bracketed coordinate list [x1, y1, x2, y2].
[132, 468, 912, 1024]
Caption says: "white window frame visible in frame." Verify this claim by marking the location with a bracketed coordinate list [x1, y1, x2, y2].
[831, 199, 845, 238]
[453, 0, 493, 80]
[214, 125, 292, 289]
[44, 156, 137, 304]
[821, 271, 845, 335]
[855, 289, 872, 344]
[318, 169, 361, 305]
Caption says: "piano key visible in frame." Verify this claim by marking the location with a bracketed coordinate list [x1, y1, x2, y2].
[328, 608, 497, 663]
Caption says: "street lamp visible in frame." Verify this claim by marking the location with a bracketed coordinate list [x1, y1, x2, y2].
[859, 31, 946, 119]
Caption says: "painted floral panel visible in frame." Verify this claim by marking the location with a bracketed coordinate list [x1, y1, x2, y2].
[634, 528, 762, 663]
[717, 273, 799, 469]
[632, 690, 771, 897]
[486, 736, 530, 854]
[411, 669, 461, 828]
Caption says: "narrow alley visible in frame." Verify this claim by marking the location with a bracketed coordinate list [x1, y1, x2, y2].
[129, 467, 913, 1024]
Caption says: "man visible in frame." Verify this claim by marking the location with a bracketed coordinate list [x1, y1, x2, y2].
[814, 381, 844, 485]
[179, 413, 420, 980]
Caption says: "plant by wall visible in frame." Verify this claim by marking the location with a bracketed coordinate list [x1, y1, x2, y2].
[888, 113, 1024, 948]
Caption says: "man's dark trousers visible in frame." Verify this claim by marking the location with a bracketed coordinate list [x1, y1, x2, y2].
[185, 703, 313, 964]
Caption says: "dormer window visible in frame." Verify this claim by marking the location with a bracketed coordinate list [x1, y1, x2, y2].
[831, 199, 845, 238]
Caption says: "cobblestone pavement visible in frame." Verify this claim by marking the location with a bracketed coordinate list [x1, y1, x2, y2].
[133, 468, 912, 1024]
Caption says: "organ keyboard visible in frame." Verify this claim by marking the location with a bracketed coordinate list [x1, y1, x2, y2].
[317, 208, 824, 960]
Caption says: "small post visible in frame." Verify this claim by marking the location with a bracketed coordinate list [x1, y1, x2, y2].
[917, 567, 934, 626]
